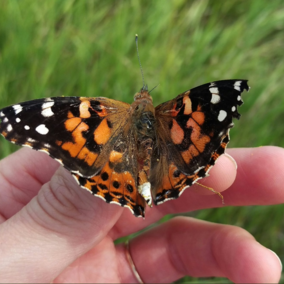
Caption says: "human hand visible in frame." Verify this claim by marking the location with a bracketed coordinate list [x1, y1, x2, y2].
[0, 146, 282, 283]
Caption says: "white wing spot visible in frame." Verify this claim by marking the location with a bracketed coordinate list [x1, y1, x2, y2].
[16, 117, 21, 123]
[42, 101, 54, 109]
[41, 108, 54, 117]
[13, 104, 23, 115]
[234, 81, 242, 91]
[3, 117, 8, 123]
[231, 106, 236, 112]
[36, 124, 49, 135]
[27, 137, 36, 142]
[138, 182, 152, 206]
[0, 111, 4, 117]
[209, 82, 216, 87]
[209, 87, 219, 94]
[219, 131, 224, 137]
[218, 110, 227, 122]
[237, 95, 242, 101]
[24, 125, 30, 130]
[211, 94, 220, 104]
[7, 124, 13, 132]
[41, 101, 55, 117]
[44, 143, 51, 148]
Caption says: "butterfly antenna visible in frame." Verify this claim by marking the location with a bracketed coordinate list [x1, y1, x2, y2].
[149, 84, 159, 94]
[135, 34, 147, 90]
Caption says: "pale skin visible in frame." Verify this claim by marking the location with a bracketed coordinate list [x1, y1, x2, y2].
[0, 146, 282, 283]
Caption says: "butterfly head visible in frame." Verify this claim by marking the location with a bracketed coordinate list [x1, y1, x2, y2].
[134, 87, 153, 102]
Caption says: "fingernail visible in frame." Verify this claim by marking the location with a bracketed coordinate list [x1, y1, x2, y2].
[224, 153, 238, 169]
[268, 249, 282, 271]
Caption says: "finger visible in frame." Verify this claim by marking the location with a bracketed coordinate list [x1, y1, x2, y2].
[111, 146, 284, 239]
[117, 217, 282, 283]
[222, 146, 284, 205]
[157, 146, 284, 213]
[0, 146, 236, 228]
[0, 166, 123, 282]
[185, 152, 237, 196]
[111, 152, 237, 238]
[0, 148, 60, 218]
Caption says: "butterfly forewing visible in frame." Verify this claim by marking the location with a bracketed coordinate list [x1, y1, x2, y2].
[0, 96, 130, 178]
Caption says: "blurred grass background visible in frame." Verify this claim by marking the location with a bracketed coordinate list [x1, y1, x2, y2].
[0, 0, 284, 282]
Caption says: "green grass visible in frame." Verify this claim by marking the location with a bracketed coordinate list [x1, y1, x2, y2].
[0, 0, 284, 282]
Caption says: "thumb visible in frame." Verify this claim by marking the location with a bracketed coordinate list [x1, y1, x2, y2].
[0, 166, 122, 282]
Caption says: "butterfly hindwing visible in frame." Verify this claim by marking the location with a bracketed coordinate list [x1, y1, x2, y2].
[73, 121, 146, 217]
[151, 80, 249, 204]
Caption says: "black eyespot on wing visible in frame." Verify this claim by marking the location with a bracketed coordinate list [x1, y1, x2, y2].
[113, 181, 120, 189]
[101, 172, 109, 181]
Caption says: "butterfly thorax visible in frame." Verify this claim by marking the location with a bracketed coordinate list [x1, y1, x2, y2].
[131, 89, 156, 205]
[132, 90, 155, 138]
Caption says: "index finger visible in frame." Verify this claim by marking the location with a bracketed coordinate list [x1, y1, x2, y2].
[111, 146, 284, 239]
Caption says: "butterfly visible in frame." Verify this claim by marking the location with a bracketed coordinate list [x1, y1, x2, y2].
[0, 80, 249, 217]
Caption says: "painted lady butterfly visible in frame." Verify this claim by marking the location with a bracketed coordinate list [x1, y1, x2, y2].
[0, 78, 249, 217]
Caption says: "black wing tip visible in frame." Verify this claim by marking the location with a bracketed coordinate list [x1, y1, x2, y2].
[234, 79, 249, 92]
[190, 79, 250, 94]
[215, 79, 250, 92]
[243, 80, 250, 92]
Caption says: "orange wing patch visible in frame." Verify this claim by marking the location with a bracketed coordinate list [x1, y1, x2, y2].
[94, 119, 111, 145]
[77, 147, 98, 166]
[192, 111, 205, 125]
[154, 163, 193, 204]
[67, 110, 75, 119]
[186, 117, 210, 153]
[170, 120, 184, 145]
[65, 117, 82, 132]
[181, 145, 199, 164]
[183, 95, 192, 115]
[109, 150, 123, 163]
[61, 120, 88, 157]
[58, 116, 99, 166]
